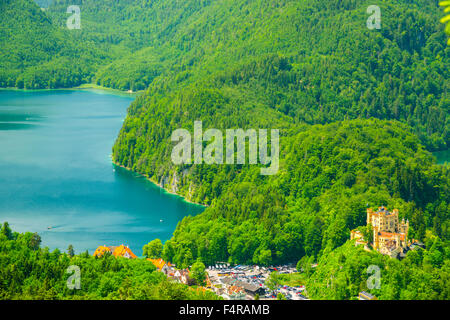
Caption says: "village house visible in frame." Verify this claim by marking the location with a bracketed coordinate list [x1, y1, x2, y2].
[173, 269, 195, 286]
[146, 258, 201, 287]
[222, 284, 246, 300]
[147, 258, 175, 275]
[93, 244, 137, 259]
[221, 277, 265, 299]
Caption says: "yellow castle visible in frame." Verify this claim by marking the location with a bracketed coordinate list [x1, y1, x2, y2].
[351, 207, 410, 258]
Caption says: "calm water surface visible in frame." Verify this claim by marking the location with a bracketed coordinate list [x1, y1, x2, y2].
[0, 89, 204, 255]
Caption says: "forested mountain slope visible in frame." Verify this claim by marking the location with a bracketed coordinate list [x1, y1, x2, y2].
[0, 0, 107, 88]
[109, 1, 449, 271]
[305, 239, 449, 300]
[1, 0, 449, 299]
[0, 0, 446, 149]
[43, 0, 216, 90]
[81, 0, 450, 149]
[120, 118, 448, 267]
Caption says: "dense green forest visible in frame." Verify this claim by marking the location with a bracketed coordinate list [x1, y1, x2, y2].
[125, 118, 448, 267]
[0, 222, 219, 300]
[1, 0, 449, 299]
[0, 0, 108, 88]
[271, 234, 449, 299]
[108, 0, 449, 273]
[0, 0, 448, 150]
[303, 237, 449, 300]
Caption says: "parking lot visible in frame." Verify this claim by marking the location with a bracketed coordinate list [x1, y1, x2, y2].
[206, 264, 308, 300]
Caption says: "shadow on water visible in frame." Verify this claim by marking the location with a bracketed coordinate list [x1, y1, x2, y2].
[0, 112, 43, 122]
[0, 107, 44, 130]
[0, 123, 39, 130]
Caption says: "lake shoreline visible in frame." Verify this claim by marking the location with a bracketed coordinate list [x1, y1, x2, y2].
[1, 89, 205, 254]
[0, 84, 143, 98]
[112, 160, 208, 208]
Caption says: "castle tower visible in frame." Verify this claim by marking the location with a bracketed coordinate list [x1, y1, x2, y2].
[366, 208, 374, 225]
[373, 225, 379, 250]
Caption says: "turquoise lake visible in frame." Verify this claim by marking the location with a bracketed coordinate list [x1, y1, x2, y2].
[0, 89, 204, 255]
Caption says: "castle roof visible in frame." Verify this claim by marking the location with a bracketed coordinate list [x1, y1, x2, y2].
[372, 206, 399, 216]
[376, 207, 391, 215]
[378, 232, 406, 241]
